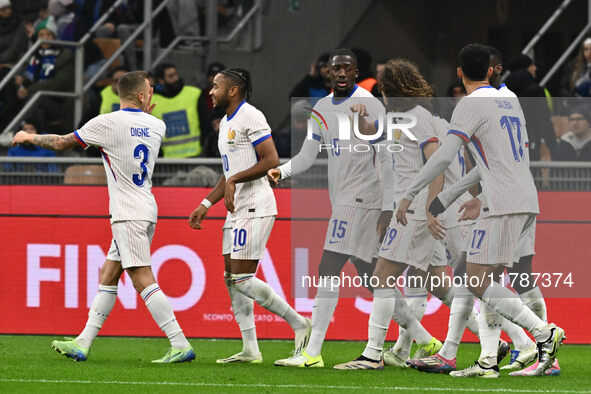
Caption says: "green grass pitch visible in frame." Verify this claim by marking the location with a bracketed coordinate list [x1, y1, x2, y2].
[1, 335, 590, 393]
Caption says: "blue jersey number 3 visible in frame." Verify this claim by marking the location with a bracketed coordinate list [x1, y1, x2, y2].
[133, 144, 149, 187]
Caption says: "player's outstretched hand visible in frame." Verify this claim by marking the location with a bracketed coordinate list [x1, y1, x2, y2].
[267, 168, 281, 187]
[188, 204, 208, 229]
[12, 130, 31, 147]
[427, 213, 446, 239]
[395, 198, 411, 226]
[458, 197, 481, 221]
[376, 210, 393, 242]
[349, 104, 368, 117]
[224, 180, 236, 213]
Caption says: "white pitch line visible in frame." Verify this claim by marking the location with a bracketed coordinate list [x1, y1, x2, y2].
[0, 379, 588, 393]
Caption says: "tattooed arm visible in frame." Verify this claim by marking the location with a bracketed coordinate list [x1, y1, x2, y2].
[12, 131, 80, 151]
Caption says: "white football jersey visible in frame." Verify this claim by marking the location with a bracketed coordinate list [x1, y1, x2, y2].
[391, 104, 439, 219]
[448, 86, 539, 216]
[310, 85, 385, 209]
[218, 101, 277, 219]
[433, 114, 471, 228]
[498, 83, 517, 98]
[75, 108, 165, 223]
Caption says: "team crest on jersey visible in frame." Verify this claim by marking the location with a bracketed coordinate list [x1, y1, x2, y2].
[227, 128, 236, 144]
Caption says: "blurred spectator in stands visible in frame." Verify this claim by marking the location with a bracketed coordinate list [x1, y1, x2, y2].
[437, 82, 466, 121]
[0, 0, 28, 66]
[554, 106, 591, 161]
[352, 48, 378, 95]
[289, 53, 330, 102]
[152, 63, 205, 158]
[165, 0, 201, 46]
[24, 1, 50, 39]
[16, 16, 74, 132]
[201, 117, 221, 158]
[448, 82, 466, 98]
[114, 0, 143, 70]
[0, 66, 18, 132]
[199, 61, 225, 157]
[48, 0, 75, 38]
[372, 58, 388, 96]
[99, 65, 127, 114]
[274, 99, 308, 158]
[562, 37, 591, 98]
[505, 53, 556, 161]
[4, 119, 58, 172]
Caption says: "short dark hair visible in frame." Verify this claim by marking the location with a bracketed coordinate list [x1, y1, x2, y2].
[118, 71, 149, 102]
[219, 68, 252, 100]
[108, 65, 129, 78]
[207, 62, 226, 77]
[329, 48, 357, 65]
[154, 62, 176, 80]
[485, 45, 503, 65]
[458, 43, 491, 81]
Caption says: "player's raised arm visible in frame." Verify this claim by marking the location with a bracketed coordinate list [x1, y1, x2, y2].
[189, 174, 226, 230]
[12, 131, 79, 151]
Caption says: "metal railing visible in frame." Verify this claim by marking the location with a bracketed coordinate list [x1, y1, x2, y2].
[0, 0, 128, 137]
[501, 0, 591, 87]
[151, 0, 264, 69]
[1, 157, 590, 191]
[0, 0, 264, 140]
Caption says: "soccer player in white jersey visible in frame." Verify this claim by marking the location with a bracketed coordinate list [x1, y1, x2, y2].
[269, 50, 438, 369]
[333, 59, 478, 370]
[415, 45, 557, 376]
[397, 43, 564, 377]
[12, 71, 195, 363]
[188, 68, 311, 364]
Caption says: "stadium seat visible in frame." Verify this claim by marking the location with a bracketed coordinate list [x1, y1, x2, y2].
[63, 165, 107, 185]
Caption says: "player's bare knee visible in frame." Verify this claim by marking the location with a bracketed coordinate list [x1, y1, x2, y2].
[318, 250, 348, 277]
[126, 266, 156, 293]
[230, 259, 257, 275]
[99, 260, 123, 286]
[223, 254, 231, 273]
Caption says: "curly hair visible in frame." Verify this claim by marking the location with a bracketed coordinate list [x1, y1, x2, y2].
[570, 38, 591, 93]
[379, 59, 433, 111]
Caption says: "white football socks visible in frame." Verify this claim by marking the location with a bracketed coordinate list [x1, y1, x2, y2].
[306, 277, 339, 357]
[520, 286, 547, 322]
[391, 286, 427, 359]
[481, 284, 547, 342]
[363, 288, 395, 361]
[500, 316, 534, 351]
[141, 283, 190, 349]
[439, 284, 476, 360]
[232, 273, 306, 331]
[392, 287, 433, 346]
[477, 303, 503, 368]
[225, 272, 259, 355]
[76, 284, 117, 349]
